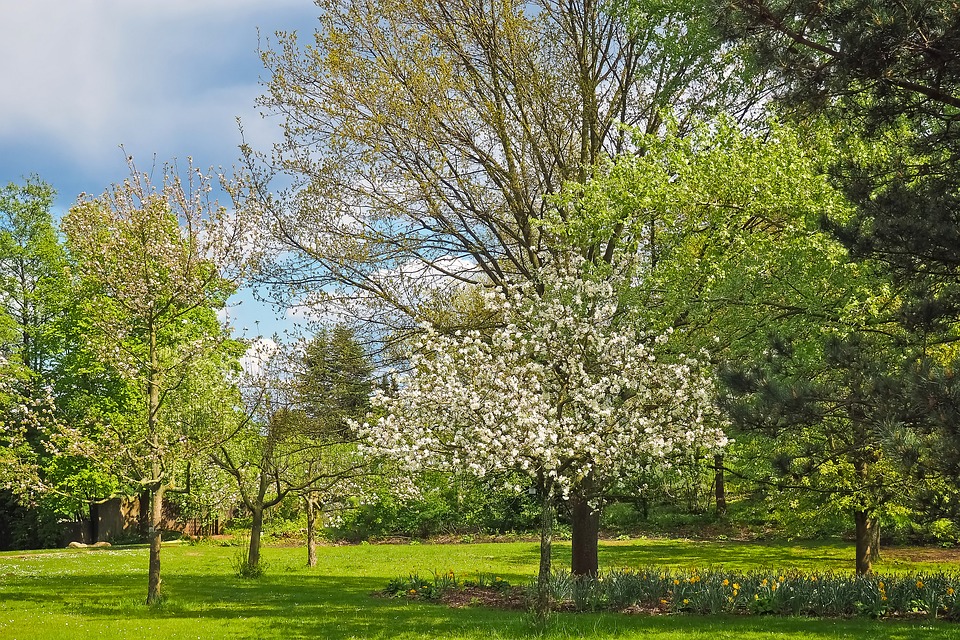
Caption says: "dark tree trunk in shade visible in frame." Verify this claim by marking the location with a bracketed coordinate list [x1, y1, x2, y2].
[570, 492, 600, 577]
[88, 503, 98, 543]
[714, 453, 727, 518]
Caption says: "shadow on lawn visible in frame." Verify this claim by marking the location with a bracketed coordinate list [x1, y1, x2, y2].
[599, 539, 856, 573]
[3, 563, 960, 639]
[490, 539, 856, 576]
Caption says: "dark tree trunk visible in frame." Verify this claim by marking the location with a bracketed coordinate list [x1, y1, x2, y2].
[714, 454, 727, 518]
[248, 507, 264, 570]
[570, 492, 599, 577]
[88, 503, 98, 544]
[305, 495, 318, 568]
[854, 509, 879, 575]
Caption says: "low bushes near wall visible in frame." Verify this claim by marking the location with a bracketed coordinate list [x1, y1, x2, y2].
[385, 567, 960, 620]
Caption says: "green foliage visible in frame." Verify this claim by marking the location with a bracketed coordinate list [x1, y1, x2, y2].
[0, 178, 68, 377]
[534, 567, 960, 620]
[331, 472, 540, 541]
[715, 0, 960, 497]
[0, 491, 62, 550]
[385, 570, 512, 601]
[296, 325, 373, 435]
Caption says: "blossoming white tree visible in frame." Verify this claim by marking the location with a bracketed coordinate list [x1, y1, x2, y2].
[0, 359, 59, 501]
[364, 252, 727, 608]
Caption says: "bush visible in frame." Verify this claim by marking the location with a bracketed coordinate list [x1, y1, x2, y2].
[531, 567, 960, 620]
[384, 570, 512, 600]
[331, 472, 540, 541]
[231, 538, 268, 579]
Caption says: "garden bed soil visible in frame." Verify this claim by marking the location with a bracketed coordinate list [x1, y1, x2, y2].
[438, 585, 529, 610]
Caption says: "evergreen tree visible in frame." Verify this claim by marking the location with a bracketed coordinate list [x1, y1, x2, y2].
[712, 0, 960, 515]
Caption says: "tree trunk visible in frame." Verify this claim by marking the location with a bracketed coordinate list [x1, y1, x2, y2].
[535, 480, 554, 618]
[248, 506, 264, 571]
[146, 322, 165, 605]
[854, 509, 878, 575]
[305, 495, 317, 568]
[570, 491, 599, 577]
[870, 520, 881, 562]
[88, 502, 98, 544]
[146, 485, 166, 604]
[138, 490, 151, 540]
[714, 453, 727, 518]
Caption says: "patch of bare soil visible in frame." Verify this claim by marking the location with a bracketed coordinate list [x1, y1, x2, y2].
[619, 603, 672, 615]
[427, 587, 678, 615]
[884, 546, 960, 564]
[438, 586, 529, 610]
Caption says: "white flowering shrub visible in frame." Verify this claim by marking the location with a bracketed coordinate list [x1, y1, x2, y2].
[0, 361, 62, 502]
[363, 252, 728, 499]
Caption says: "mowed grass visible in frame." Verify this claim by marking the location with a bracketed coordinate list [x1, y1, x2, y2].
[2, 538, 960, 639]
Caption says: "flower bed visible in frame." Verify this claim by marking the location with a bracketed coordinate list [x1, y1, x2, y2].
[385, 567, 960, 620]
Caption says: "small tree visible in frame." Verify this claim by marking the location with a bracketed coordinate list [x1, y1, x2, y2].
[214, 328, 374, 573]
[364, 252, 727, 612]
[294, 326, 374, 566]
[59, 161, 249, 604]
[0, 179, 68, 378]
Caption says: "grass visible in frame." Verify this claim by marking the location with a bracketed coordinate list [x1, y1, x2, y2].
[2, 538, 960, 639]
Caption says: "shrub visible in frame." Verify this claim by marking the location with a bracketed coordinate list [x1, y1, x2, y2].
[231, 538, 267, 579]
[534, 568, 960, 620]
[388, 566, 960, 621]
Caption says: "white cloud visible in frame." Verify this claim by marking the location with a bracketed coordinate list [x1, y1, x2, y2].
[239, 336, 278, 376]
[0, 1, 314, 169]
[0, 1, 316, 337]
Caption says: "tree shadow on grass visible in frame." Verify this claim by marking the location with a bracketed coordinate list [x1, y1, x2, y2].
[598, 539, 856, 573]
[4, 564, 960, 639]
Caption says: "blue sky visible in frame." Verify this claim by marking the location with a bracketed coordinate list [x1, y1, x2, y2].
[0, 0, 320, 338]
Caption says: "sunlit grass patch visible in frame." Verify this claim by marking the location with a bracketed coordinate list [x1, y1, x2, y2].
[2, 539, 960, 639]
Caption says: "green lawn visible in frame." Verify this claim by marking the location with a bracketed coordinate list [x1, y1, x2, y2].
[2, 538, 960, 639]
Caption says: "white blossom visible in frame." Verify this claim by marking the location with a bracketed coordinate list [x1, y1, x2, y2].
[361, 252, 728, 498]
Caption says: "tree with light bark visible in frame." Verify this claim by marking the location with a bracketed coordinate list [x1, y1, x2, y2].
[59, 161, 250, 604]
[249, 0, 766, 336]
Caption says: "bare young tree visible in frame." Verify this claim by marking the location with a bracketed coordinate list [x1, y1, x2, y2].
[60, 160, 251, 604]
